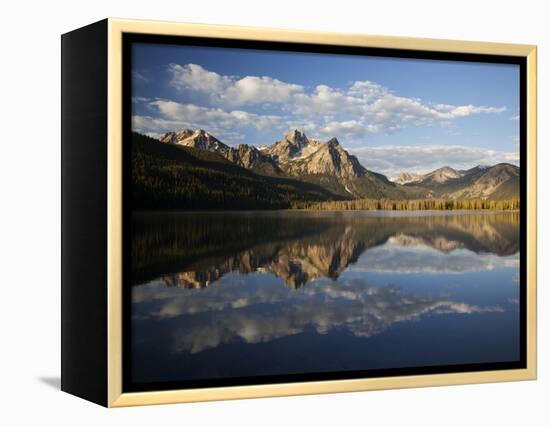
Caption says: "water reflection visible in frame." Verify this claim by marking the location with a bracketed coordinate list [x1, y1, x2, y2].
[132, 211, 519, 288]
[136, 278, 504, 354]
[131, 211, 520, 384]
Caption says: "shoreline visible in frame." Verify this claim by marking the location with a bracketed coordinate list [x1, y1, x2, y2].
[133, 209, 519, 215]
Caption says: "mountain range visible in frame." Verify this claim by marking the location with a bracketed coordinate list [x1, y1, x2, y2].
[391, 163, 520, 200]
[130, 128, 519, 210]
[154, 128, 519, 201]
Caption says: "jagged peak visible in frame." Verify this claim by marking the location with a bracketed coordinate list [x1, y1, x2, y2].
[162, 128, 215, 141]
[326, 137, 340, 147]
[162, 128, 192, 137]
[192, 128, 217, 139]
[236, 143, 259, 151]
[392, 171, 423, 184]
[433, 165, 457, 173]
[285, 128, 307, 140]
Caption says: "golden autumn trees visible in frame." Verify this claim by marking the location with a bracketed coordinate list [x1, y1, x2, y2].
[291, 198, 520, 211]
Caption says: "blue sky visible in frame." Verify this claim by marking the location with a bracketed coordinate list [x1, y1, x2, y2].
[132, 43, 520, 177]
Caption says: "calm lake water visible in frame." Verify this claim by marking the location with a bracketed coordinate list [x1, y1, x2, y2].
[130, 210, 520, 385]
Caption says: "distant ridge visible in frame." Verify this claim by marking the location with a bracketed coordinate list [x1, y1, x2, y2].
[391, 163, 519, 199]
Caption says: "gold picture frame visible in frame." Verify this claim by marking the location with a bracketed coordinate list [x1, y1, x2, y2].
[62, 17, 537, 407]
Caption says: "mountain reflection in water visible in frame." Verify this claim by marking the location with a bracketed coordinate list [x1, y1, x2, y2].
[130, 211, 520, 384]
[132, 211, 519, 289]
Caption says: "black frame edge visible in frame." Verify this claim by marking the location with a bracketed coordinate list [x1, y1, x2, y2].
[61, 18, 109, 407]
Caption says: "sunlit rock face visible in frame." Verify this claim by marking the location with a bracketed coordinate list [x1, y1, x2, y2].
[159, 128, 282, 176]
[392, 172, 423, 185]
[281, 137, 366, 180]
[421, 166, 465, 184]
[160, 128, 231, 155]
[266, 129, 322, 163]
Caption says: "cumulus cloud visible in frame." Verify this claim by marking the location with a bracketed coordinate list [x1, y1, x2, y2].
[292, 84, 363, 116]
[349, 144, 520, 177]
[134, 63, 508, 141]
[149, 99, 284, 130]
[169, 63, 304, 106]
[320, 120, 368, 138]
[348, 80, 388, 99]
[434, 103, 507, 117]
[227, 75, 304, 105]
[133, 114, 248, 142]
[133, 98, 287, 140]
[169, 63, 232, 94]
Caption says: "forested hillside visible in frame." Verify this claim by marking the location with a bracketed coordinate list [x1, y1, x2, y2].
[131, 132, 343, 210]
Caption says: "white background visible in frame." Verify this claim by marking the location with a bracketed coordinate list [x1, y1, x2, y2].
[0, 0, 547, 424]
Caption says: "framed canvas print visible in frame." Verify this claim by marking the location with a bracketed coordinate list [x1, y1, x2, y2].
[61, 18, 537, 407]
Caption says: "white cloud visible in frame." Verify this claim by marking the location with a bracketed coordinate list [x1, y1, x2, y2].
[133, 63, 509, 146]
[434, 103, 506, 117]
[166, 64, 506, 133]
[169, 63, 232, 95]
[320, 120, 368, 138]
[356, 99, 506, 134]
[133, 114, 249, 142]
[348, 80, 388, 99]
[169, 63, 303, 106]
[292, 84, 363, 116]
[227, 75, 303, 105]
[510, 115, 520, 121]
[134, 99, 286, 137]
[349, 144, 519, 177]
[289, 81, 505, 135]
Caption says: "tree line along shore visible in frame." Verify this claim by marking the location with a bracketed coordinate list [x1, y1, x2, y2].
[290, 198, 520, 211]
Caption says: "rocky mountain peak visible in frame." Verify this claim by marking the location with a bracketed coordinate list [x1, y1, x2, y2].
[159, 129, 195, 144]
[479, 163, 519, 180]
[326, 137, 340, 148]
[447, 163, 519, 199]
[467, 164, 490, 173]
[267, 129, 321, 163]
[423, 166, 464, 184]
[285, 129, 307, 143]
[282, 135, 366, 180]
[192, 128, 210, 137]
[140, 128, 520, 203]
[159, 128, 230, 154]
[159, 128, 283, 176]
[392, 172, 423, 185]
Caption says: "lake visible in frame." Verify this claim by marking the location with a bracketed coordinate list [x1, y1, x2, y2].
[129, 210, 521, 386]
